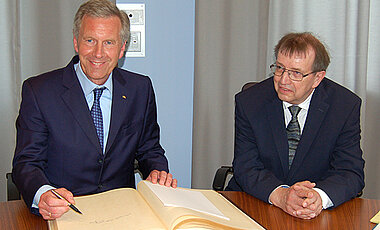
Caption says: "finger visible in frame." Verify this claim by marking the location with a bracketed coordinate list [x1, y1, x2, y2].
[295, 209, 319, 219]
[147, 170, 159, 184]
[303, 190, 322, 208]
[39, 203, 70, 220]
[158, 171, 167, 185]
[55, 188, 75, 204]
[40, 191, 67, 209]
[293, 181, 316, 190]
[287, 188, 308, 206]
[171, 178, 178, 188]
[164, 173, 173, 187]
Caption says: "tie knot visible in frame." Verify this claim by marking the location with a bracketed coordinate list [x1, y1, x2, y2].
[289, 105, 301, 118]
[93, 87, 106, 101]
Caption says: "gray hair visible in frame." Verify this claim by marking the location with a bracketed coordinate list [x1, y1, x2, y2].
[73, 0, 130, 44]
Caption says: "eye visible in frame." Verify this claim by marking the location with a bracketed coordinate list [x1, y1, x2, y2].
[293, 71, 302, 76]
[86, 39, 93, 43]
[104, 40, 115, 46]
[277, 65, 285, 71]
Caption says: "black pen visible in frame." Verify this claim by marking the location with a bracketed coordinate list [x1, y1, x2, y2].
[51, 189, 83, 214]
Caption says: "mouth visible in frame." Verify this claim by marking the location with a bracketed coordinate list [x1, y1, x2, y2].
[89, 60, 106, 67]
[278, 84, 294, 94]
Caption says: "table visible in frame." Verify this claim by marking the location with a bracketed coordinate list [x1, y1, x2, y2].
[220, 191, 379, 230]
[0, 192, 379, 229]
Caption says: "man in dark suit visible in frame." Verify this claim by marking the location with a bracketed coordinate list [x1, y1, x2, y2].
[226, 32, 364, 219]
[12, 0, 176, 220]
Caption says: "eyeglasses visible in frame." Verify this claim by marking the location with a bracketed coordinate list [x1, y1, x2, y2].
[270, 64, 320, 81]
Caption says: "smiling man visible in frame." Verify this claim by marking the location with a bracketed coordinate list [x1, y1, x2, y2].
[12, 0, 176, 220]
[226, 32, 364, 219]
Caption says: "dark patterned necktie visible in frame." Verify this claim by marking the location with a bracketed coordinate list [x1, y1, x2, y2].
[287, 105, 301, 168]
[91, 87, 106, 152]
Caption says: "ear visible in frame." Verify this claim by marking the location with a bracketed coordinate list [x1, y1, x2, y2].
[118, 41, 126, 59]
[73, 35, 79, 53]
[312, 71, 326, 89]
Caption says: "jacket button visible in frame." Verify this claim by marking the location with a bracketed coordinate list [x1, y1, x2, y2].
[98, 159, 103, 164]
[98, 184, 103, 189]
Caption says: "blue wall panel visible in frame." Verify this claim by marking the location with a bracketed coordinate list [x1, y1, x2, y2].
[117, 0, 195, 188]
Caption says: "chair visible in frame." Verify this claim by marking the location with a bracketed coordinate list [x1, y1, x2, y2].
[212, 82, 257, 191]
[6, 173, 20, 201]
[6, 160, 142, 201]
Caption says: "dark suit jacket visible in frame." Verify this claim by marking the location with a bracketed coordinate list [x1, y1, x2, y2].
[12, 56, 169, 209]
[227, 77, 364, 208]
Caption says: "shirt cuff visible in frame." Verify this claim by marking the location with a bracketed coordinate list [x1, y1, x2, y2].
[313, 187, 334, 209]
[268, 185, 289, 204]
[32, 185, 56, 209]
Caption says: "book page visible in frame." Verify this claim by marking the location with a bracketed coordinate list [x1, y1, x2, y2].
[144, 181, 228, 220]
[49, 188, 165, 230]
[137, 181, 264, 230]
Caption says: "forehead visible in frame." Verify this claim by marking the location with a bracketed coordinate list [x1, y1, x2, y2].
[277, 48, 315, 69]
[79, 15, 121, 37]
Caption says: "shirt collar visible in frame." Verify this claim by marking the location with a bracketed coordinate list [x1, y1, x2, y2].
[283, 89, 315, 111]
[74, 61, 113, 96]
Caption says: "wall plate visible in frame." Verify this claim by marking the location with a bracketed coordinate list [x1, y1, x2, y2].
[117, 3, 145, 57]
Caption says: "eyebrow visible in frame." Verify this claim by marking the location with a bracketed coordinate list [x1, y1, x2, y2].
[276, 61, 304, 72]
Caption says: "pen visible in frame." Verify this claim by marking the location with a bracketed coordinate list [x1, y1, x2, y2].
[51, 189, 83, 214]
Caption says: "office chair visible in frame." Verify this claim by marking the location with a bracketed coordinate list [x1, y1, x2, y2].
[6, 160, 142, 201]
[212, 82, 257, 191]
[6, 173, 20, 201]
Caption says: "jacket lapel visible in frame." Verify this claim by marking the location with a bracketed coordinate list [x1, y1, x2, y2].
[61, 57, 102, 152]
[266, 97, 289, 177]
[105, 69, 130, 154]
[288, 86, 329, 178]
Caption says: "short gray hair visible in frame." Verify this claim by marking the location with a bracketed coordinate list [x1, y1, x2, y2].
[73, 0, 130, 44]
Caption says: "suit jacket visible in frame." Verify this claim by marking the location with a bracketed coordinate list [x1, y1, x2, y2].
[13, 56, 169, 208]
[226, 77, 364, 208]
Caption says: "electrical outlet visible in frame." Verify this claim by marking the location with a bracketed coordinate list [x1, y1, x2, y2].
[125, 10, 144, 25]
[117, 3, 145, 57]
[128, 31, 141, 52]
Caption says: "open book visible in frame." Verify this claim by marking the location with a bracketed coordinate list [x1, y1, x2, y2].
[48, 180, 264, 230]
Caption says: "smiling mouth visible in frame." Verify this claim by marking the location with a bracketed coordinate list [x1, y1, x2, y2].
[88, 59, 109, 66]
[90, 61, 104, 66]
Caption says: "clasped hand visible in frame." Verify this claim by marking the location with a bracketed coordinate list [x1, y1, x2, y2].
[270, 181, 322, 219]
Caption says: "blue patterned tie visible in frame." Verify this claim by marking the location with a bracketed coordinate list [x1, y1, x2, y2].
[91, 87, 106, 152]
[287, 105, 301, 168]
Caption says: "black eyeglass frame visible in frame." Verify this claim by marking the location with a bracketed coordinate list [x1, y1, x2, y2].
[269, 64, 324, 81]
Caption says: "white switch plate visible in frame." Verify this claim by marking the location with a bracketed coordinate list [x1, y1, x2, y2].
[117, 3, 145, 57]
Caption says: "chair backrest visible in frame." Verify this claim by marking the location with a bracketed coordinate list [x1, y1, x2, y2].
[241, 82, 257, 91]
[212, 82, 258, 191]
[6, 173, 21, 201]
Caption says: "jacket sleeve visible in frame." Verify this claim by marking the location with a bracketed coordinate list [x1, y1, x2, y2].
[12, 80, 51, 209]
[135, 77, 168, 178]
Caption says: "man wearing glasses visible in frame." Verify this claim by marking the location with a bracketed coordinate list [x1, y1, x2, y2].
[226, 32, 364, 219]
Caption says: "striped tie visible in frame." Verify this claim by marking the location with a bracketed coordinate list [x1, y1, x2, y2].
[287, 105, 301, 168]
[91, 87, 106, 152]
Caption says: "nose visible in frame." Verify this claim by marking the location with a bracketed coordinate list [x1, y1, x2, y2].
[93, 42, 104, 58]
[278, 70, 292, 84]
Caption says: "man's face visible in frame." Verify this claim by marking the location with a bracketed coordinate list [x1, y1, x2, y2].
[273, 49, 325, 105]
[73, 15, 126, 85]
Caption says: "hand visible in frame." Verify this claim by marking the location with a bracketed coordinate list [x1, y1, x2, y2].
[38, 188, 75, 220]
[146, 170, 177, 188]
[292, 181, 323, 218]
[269, 181, 322, 219]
